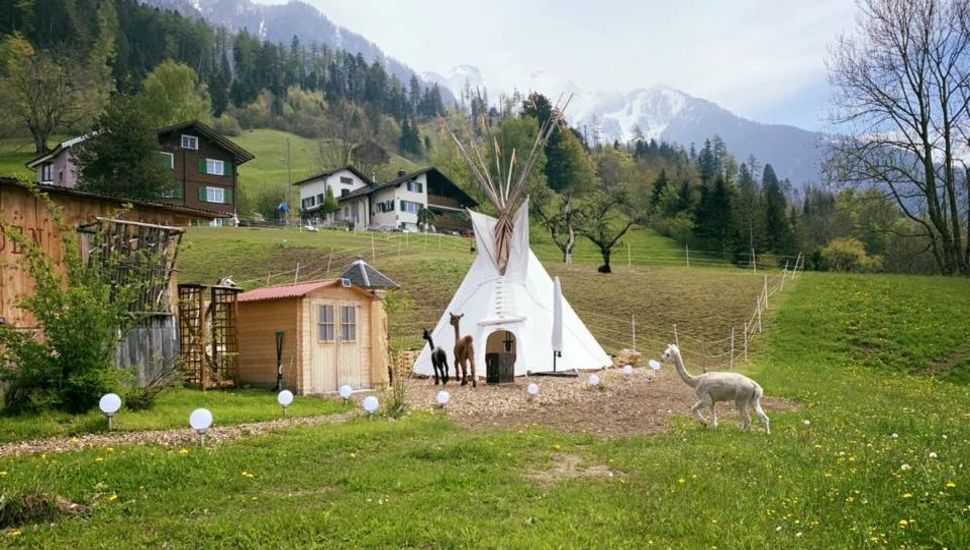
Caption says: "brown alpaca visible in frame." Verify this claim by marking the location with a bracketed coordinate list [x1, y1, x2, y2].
[449, 313, 476, 387]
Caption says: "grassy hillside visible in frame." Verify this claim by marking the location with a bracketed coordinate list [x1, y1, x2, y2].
[0, 137, 62, 181]
[1, 272, 967, 546]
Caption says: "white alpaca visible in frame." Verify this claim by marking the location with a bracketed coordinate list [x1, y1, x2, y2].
[661, 344, 770, 434]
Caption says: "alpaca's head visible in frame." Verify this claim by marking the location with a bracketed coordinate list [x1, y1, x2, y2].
[422, 328, 431, 340]
[449, 313, 464, 328]
[661, 344, 680, 363]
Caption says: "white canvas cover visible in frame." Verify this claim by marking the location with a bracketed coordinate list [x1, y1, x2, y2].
[414, 201, 611, 377]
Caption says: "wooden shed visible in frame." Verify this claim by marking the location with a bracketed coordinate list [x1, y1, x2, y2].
[236, 279, 389, 394]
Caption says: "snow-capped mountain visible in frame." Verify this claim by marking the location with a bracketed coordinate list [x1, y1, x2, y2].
[141, 0, 454, 103]
[438, 68, 823, 186]
[422, 66, 486, 98]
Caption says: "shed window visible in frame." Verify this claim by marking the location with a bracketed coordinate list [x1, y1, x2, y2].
[340, 306, 356, 341]
[40, 162, 53, 182]
[181, 135, 198, 150]
[318, 305, 335, 341]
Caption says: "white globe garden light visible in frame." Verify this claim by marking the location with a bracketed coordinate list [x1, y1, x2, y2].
[362, 395, 379, 415]
[436, 390, 450, 408]
[589, 374, 600, 388]
[339, 384, 353, 401]
[189, 408, 214, 448]
[623, 365, 634, 378]
[99, 393, 122, 430]
[527, 383, 539, 399]
[278, 390, 294, 416]
[649, 359, 661, 371]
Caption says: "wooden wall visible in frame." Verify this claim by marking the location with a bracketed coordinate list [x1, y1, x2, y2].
[236, 298, 301, 391]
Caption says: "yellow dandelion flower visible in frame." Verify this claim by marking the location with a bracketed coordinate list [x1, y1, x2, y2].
[350, 452, 357, 459]
[898, 519, 908, 528]
[0, 471, 7, 477]
[902, 493, 913, 499]
[678, 478, 686, 484]
[945, 481, 956, 488]
[178, 448, 189, 455]
[8, 530, 21, 538]
[95, 457, 104, 462]
[108, 494, 118, 502]
[553, 444, 561, 450]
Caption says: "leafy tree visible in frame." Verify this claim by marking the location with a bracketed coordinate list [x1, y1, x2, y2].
[417, 207, 436, 230]
[320, 186, 339, 216]
[0, 35, 90, 152]
[136, 59, 212, 127]
[75, 97, 175, 200]
[819, 237, 883, 272]
[579, 189, 634, 273]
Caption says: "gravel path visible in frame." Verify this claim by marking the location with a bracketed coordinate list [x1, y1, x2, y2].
[0, 411, 359, 458]
[405, 366, 797, 438]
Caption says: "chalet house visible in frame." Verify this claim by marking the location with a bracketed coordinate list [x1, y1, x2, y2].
[26, 120, 254, 217]
[295, 166, 478, 233]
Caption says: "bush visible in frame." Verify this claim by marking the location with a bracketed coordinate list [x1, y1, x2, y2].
[0, 190, 154, 414]
[212, 114, 242, 136]
[819, 237, 883, 273]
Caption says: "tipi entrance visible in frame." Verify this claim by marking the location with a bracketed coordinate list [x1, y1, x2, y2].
[485, 330, 516, 384]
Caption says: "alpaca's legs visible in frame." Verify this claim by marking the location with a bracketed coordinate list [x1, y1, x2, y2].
[691, 400, 709, 426]
[752, 399, 771, 434]
[433, 362, 441, 385]
[736, 399, 751, 430]
[709, 402, 718, 428]
[469, 352, 477, 387]
[442, 360, 449, 384]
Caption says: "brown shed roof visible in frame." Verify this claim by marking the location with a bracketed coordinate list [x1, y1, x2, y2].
[237, 279, 379, 303]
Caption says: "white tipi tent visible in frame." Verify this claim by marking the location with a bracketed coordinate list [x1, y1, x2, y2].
[413, 200, 611, 378]
[414, 97, 611, 379]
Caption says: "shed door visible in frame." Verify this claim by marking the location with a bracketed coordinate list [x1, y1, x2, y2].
[311, 301, 339, 393]
[337, 302, 362, 388]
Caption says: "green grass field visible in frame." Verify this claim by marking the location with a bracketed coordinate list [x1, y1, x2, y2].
[0, 272, 967, 546]
[0, 137, 55, 181]
[0, 388, 350, 445]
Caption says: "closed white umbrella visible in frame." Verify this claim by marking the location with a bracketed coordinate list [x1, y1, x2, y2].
[552, 276, 563, 370]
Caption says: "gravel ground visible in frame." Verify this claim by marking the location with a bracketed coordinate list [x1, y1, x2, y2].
[0, 410, 358, 458]
[405, 366, 797, 438]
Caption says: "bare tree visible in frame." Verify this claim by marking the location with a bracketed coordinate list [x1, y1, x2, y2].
[827, 0, 970, 274]
[580, 190, 634, 273]
[317, 100, 366, 170]
[537, 195, 580, 263]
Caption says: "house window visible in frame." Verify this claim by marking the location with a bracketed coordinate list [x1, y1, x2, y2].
[316, 193, 324, 204]
[200, 186, 231, 204]
[181, 135, 198, 150]
[206, 159, 225, 176]
[340, 176, 353, 185]
[340, 306, 356, 341]
[400, 200, 422, 214]
[318, 305, 335, 341]
[406, 180, 423, 193]
[160, 152, 174, 170]
[377, 199, 395, 213]
[341, 189, 350, 197]
[40, 163, 53, 183]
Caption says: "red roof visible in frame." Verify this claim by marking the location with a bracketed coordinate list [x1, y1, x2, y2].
[237, 280, 339, 303]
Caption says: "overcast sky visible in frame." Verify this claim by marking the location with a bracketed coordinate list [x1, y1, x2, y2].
[262, 0, 859, 130]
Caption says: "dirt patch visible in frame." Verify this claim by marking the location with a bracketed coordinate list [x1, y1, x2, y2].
[0, 492, 87, 530]
[923, 343, 970, 378]
[406, 367, 799, 438]
[525, 453, 623, 487]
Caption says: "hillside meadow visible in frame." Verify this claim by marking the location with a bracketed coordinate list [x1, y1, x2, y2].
[0, 270, 966, 547]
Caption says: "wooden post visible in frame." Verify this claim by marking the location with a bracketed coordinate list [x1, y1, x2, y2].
[267, 273, 271, 286]
[743, 325, 749, 363]
[438, 233, 442, 250]
[757, 301, 763, 333]
[764, 275, 769, 309]
[371, 233, 376, 261]
[294, 262, 300, 283]
[673, 323, 680, 346]
[631, 314, 637, 352]
[730, 326, 735, 369]
[751, 247, 757, 273]
[326, 247, 333, 274]
[686, 244, 690, 268]
[627, 241, 631, 267]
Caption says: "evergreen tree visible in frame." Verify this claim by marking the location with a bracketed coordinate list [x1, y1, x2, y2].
[762, 164, 794, 255]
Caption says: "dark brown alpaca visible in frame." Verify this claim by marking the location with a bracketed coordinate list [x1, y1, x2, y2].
[449, 313, 476, 387]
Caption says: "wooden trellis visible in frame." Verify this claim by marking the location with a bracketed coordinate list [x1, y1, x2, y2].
[178, 283, 241, 389]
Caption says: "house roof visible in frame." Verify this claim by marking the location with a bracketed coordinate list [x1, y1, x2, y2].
[237, 279, 379, 303]
[27, 120, 255, 168]
[157, 120, 254, 163]
[293, 165, 371, 186]
[338, 167, 478, 207]
[339, 258, 400, 290]
[0, 178, 229, 219]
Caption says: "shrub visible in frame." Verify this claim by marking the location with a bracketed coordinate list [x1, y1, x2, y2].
[0, 187, 158, 414]
[820, 237, 884, 273]
[212, 113, 242, 136]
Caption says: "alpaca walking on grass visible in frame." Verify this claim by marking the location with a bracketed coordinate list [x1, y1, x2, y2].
[422, 328, 449, 385]
[449, 313, 476, 387]
[661, 344, 770, 434]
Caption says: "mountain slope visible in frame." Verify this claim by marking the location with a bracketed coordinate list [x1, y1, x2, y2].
[143, 0, 453, 103]
[572, 85, 823, 187]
